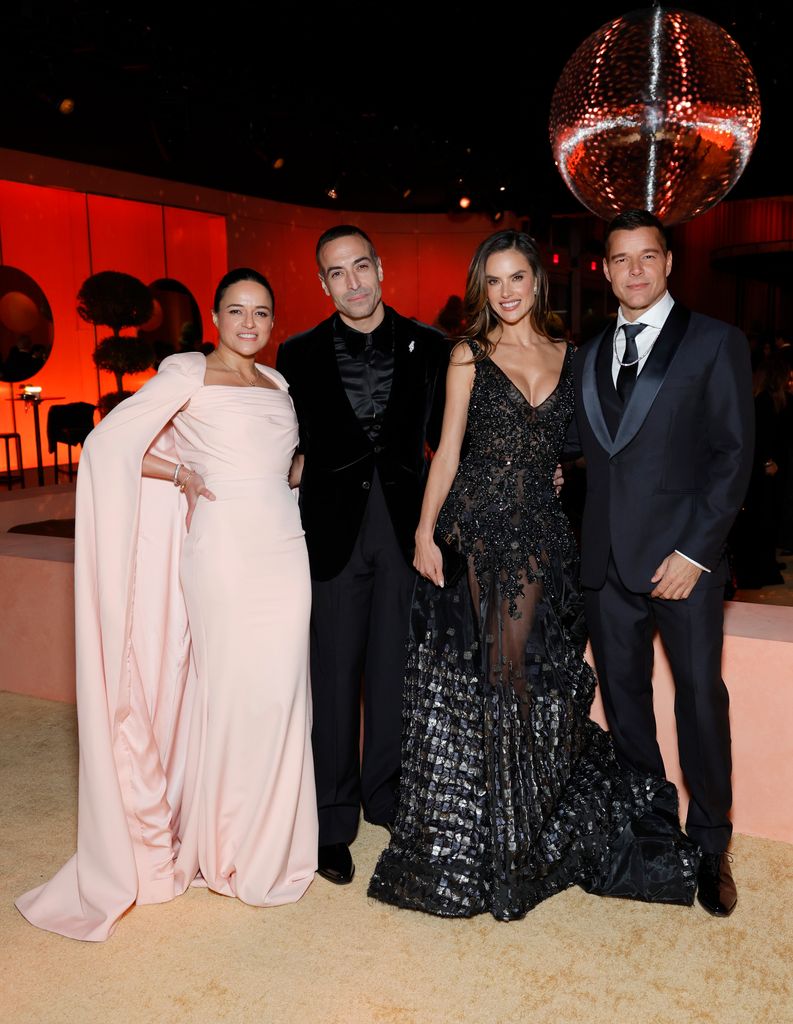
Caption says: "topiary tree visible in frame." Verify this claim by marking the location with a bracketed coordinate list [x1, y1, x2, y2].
[77, 271, 155, 401]
[91, 334, 155, 392]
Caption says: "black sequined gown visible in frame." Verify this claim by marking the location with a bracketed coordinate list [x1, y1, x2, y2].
[369, 342, 699, 920]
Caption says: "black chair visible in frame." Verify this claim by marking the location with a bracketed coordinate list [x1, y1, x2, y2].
[47, 403, 96, 483]
[0, 432, 24, 489]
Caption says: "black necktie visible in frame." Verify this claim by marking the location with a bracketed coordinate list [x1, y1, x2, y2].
[616, 322, 646, 404]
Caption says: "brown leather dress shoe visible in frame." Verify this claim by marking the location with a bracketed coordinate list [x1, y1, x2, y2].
[317, 843, 355, 885]
[696, 853, 737, 916]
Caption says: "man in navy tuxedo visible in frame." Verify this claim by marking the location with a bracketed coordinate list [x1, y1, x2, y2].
[569, 210, 753, 916]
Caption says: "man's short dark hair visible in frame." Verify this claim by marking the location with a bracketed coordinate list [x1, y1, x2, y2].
[604, 210, 668, 255]
[315, 225, 378, 269]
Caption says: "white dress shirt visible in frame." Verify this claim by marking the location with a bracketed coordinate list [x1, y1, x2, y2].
[611, 289, 675, 386]
[612, 290, 709, 574]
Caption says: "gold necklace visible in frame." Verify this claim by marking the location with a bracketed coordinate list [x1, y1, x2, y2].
[214, 350, 260, 386]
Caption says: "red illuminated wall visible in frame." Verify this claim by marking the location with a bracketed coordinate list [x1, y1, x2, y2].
[671, 197, 793, 331]
[0, 174, 227, 469]
[0, 149, 513, 470]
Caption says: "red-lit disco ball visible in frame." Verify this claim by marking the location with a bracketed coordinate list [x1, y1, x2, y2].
[549, 7, 761, 225]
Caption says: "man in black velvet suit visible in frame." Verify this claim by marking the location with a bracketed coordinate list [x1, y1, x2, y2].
[568, 210, 754, 916]
[276, 226, 448, 884]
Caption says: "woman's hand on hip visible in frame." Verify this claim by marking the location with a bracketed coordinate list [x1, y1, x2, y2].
[183, 472, 216, 532]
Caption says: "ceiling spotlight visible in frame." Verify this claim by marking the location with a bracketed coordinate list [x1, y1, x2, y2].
[458, 196, 471, 209]
[326, 187, 338, 200]
[58, 97, 75, 115]
[272, 157, 285, 169]
[499, 185, 506, 192]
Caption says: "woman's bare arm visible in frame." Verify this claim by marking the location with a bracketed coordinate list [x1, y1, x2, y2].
[414, 345, 475, 586]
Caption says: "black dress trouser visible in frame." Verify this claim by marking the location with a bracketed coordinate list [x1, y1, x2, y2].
[584, 554, 733, 854]
[310, 471, 416, 846]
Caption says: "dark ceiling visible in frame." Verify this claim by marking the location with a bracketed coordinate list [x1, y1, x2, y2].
[1, 3, 790, 225]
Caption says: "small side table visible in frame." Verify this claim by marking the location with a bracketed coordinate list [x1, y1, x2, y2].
[17, 393, 65, 486]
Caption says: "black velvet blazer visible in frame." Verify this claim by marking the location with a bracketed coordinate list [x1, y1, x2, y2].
[276, 308, 449, 581]
[567, 303, 754, 592]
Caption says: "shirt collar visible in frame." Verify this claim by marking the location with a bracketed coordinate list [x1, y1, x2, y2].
[616, 290, 674, 335]
[335, 308, 393, 357]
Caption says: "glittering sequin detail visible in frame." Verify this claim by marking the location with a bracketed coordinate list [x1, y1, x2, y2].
[369, 343, 699, 919]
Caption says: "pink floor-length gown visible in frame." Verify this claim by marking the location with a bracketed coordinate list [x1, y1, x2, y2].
[171, 379, 317, 904]
[15, 356, 317, 939]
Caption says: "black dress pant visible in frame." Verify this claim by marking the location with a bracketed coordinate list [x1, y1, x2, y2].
[584, 554, 732, 854]
[310, 472, 415, 846]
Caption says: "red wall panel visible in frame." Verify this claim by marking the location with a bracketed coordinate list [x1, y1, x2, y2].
[0, 180, 92, 469]
[672, 197, 793, 328]
[163, 207, 227, 339]
[0, 181, 227, 469]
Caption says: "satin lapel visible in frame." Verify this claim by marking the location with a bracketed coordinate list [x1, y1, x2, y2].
[612, 303, 691, 455]
[581, 326, 614, 455]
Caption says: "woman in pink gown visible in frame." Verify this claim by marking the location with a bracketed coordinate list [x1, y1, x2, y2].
[15, 270, 317, 940]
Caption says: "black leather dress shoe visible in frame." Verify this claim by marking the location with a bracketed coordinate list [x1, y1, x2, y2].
[317, 843, 355, 885]
[697, 853, 737, 916]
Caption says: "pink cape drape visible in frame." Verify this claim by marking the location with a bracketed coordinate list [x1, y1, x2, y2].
[16, 353, 208, 940]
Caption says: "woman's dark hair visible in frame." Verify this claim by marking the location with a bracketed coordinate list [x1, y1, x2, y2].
[213, 268, 275, 316]
[463, 229, 561, 360]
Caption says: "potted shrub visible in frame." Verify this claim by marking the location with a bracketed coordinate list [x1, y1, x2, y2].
[77, 271, 155, 415]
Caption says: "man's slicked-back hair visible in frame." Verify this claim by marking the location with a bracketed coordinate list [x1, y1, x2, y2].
[604, 210, 668, 255]
[315, 225, 378, 269]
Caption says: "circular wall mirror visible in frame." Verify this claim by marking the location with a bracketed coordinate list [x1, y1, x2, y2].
[0, 267, 55, 383]
[139, 278, 205, 365]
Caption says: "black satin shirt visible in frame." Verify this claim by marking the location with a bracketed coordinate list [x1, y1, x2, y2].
[333, 311, 395, 442]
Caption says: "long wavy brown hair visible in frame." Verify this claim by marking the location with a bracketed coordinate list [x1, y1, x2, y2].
[462, 229, 562, 361]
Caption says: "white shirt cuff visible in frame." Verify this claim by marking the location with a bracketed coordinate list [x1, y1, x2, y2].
[674, 550, 710, 572]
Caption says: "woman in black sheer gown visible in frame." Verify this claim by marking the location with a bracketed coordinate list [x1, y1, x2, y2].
[369, 230, 698, 920]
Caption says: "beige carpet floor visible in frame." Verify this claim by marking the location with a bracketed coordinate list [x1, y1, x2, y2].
[2, 691, 792, 1024]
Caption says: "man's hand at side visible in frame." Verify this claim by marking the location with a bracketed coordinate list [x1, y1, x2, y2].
[650, 551, 703, 600]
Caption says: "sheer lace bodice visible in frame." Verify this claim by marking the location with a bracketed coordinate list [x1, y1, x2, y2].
[439, 343, 575, 616]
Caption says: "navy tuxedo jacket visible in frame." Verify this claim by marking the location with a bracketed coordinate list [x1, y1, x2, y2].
[276, 308, 448, 581]
[567, 302, 754, 593]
